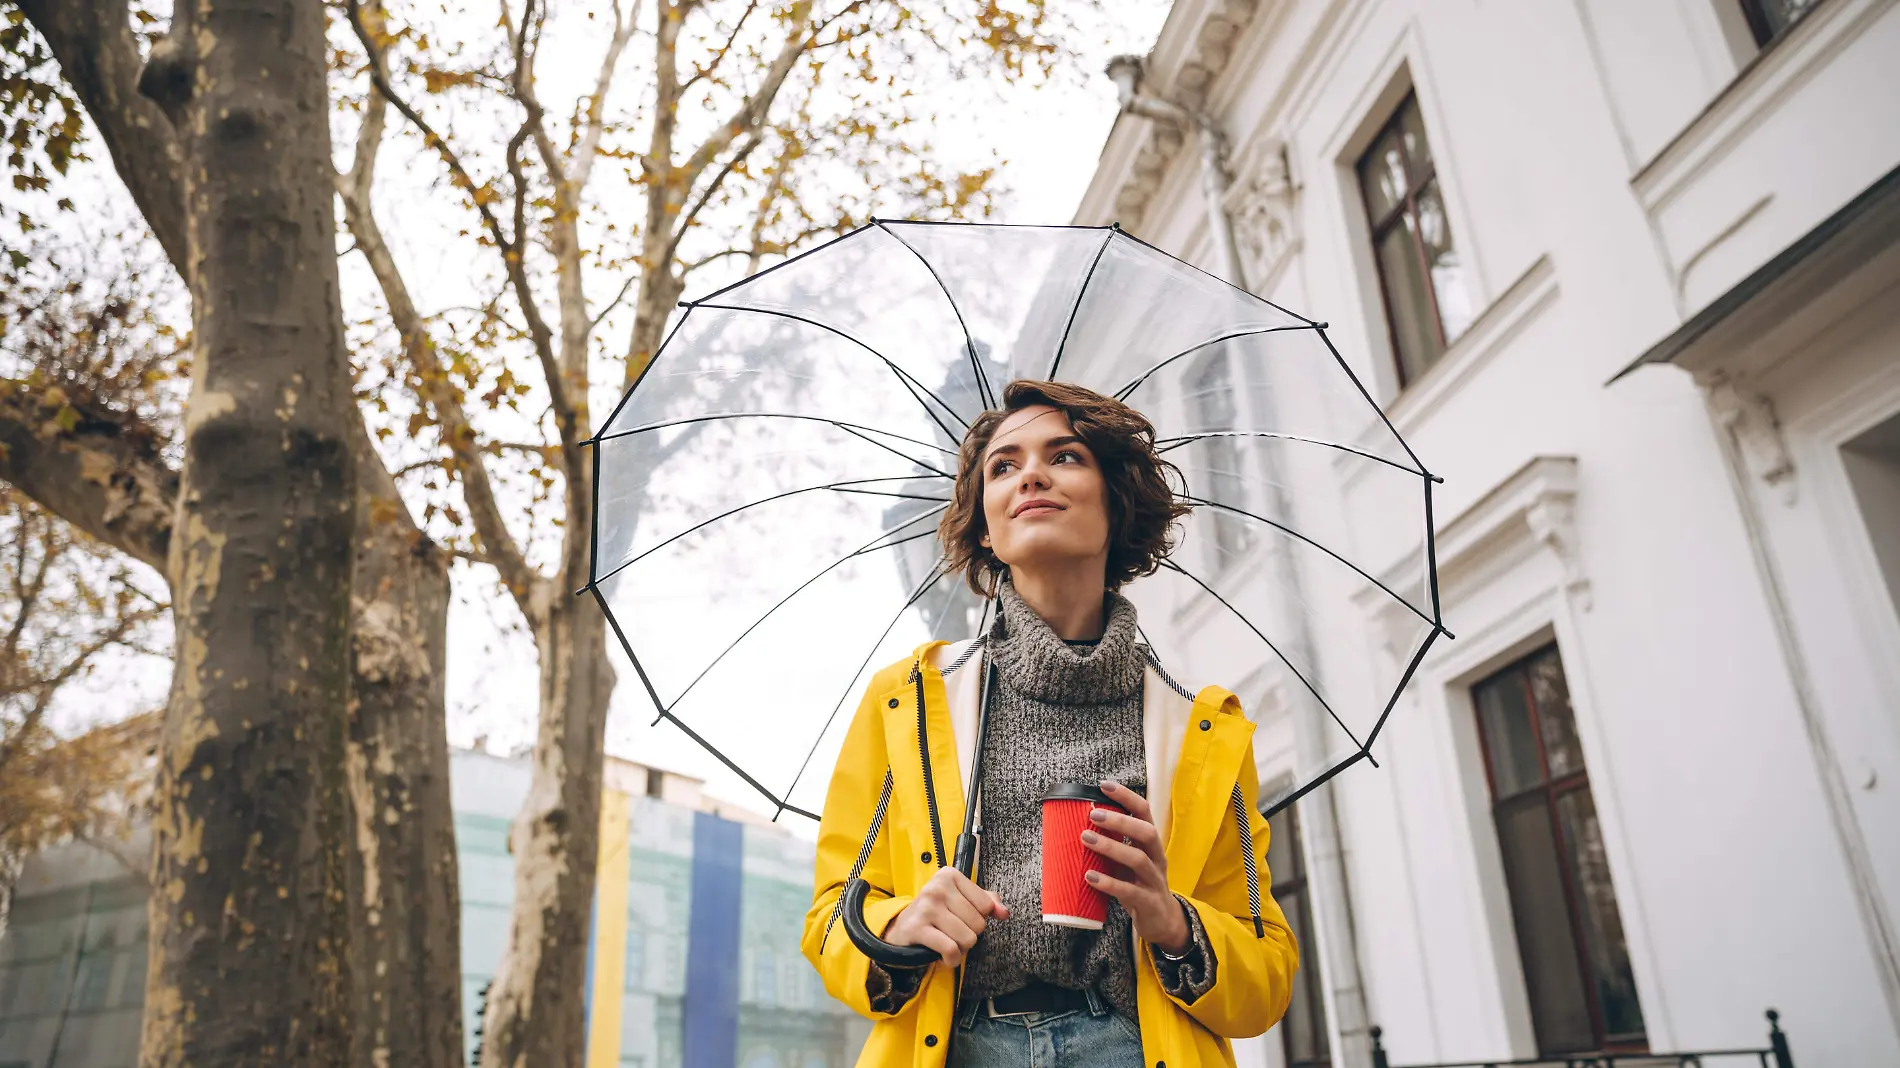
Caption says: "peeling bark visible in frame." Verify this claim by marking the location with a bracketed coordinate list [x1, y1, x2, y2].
[14, 2, 466, 1061]
[346, 431, 464, 1068]
[136, 1, 361, 1063]
[478, 591, 614, 1068]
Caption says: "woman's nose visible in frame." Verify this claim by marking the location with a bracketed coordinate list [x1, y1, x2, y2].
[1017, 464, 1050, 491]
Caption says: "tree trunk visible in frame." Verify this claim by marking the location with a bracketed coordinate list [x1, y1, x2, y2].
[478, 590, 615, 1068]
[136, 1, 361, 1063]
[346, 425, 464, 1068]
[626, 269, 685, 387]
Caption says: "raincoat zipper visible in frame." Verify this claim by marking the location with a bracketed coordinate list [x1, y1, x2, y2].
[913, 665, 948, 868]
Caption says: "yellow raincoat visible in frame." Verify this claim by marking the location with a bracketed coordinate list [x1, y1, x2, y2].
[802, 639, 1300, 1068]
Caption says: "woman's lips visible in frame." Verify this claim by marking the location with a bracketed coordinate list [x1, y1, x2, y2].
[1011, 499, 1063, 518]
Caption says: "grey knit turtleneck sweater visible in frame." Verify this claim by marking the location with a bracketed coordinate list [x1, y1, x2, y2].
[864, 578, 1217, 1021]
[962, 578, 1151, 1018]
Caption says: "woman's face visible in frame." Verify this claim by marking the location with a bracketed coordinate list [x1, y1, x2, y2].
[979, 405, 1111, 581]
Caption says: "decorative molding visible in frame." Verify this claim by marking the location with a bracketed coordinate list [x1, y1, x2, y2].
[1358, 457, 1589, 647]
[1111, 0, 1261, 231]
[1632, 0, 1888, 212]
[1340, 254, 1559, 489]
[1224, 140, 1299, 287]
[1700, 371, 1798, 505]
[1525, 494, 1591, 611]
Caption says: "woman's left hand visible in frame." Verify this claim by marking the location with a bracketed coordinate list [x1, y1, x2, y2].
[1081, 778, 1191, 955]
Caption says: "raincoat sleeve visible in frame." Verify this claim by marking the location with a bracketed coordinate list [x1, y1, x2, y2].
[801, 669, 926, 1021]
[1170, 736, 1300, 1038]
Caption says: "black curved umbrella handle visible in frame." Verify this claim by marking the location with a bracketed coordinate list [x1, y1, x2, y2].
[842, 877, 941, 968]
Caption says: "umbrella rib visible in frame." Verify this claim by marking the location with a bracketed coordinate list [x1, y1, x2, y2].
[1158, 558, 1366, 753]
[592, 477, 947, 588]
[830, 422, 959, 479]
[1313, 325, 1431, 477]
[779, 558, 954, 812]
[1178, 493, 1438, 630]
[1110, 325, 1320, 403]
[1049, 229, 1116, 380]
[680, 220, 880, 308]
[830, 487, 952, 502]
[692, 300, 969, 440]
[593, 412, 955, 464]
[661, 504, 951, 713]
[1110, 226, 1320, 325]
[1259, 625, 1445, 820]
[1155, 430, 1427, 478]
[590, 584, 814, 813]
[595, 305, 699, 442]
[875, 220, 994, 412]
[875, 218, 1115, 232]
[850, 524, 942, 558]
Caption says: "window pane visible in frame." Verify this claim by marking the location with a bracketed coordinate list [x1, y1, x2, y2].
[1743, 0, 1818, 43]
[1358, 126, 1409, 223]
[1399, 98, 1433, 182]
[1526, 648, 1586, 781]
[1373, 220, 1442, 386]
[1267, 806, 1302, 888]
[1494, 795, 1595, 1054]
[1413, 182, 1473, 344]
[1279, 885, 1325, 1065]
[1555, 788, 1647, 1043]
[1474, 669, 1543, 798]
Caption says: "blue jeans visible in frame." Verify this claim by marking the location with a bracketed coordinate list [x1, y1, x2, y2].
[949, 987, 1143, 1068]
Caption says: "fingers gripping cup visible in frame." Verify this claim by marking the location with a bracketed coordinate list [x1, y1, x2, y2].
[1040, 782, 1127, 930]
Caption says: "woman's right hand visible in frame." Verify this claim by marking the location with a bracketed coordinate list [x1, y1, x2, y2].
[883, 866, 1010, 967]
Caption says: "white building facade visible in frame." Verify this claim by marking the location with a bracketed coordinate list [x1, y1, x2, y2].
[1073, 1, 1900, 1065]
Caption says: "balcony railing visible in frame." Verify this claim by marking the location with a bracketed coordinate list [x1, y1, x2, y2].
[1371, 1009, 1795, 1068]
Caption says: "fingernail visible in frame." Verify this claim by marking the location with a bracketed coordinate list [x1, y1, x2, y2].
[1101, 778, 1119, 789]
[1081, 830, 1098, 844]
[1084, 870, 1100, 882]
[1089, 809, 1107, 823]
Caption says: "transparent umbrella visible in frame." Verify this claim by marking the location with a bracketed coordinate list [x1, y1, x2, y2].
[588, 221, 1449, 830]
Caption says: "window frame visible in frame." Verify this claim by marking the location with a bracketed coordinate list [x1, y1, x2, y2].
[1267, 802, 1332, 1068]
[1736, 0, 1823, 48]
[1471, 644, 1647, 1056]
[1356, 91, 1453, 390]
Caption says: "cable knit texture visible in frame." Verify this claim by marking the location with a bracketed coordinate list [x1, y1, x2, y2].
[868, 578, 1217, 1019]
[962, 578, 1150, 1019]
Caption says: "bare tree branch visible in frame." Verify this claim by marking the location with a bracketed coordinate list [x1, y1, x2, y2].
[678, 0, 761, 95]
[332, 80, 541, 606]
[0, 386, 175, 575]
[666, 129, 762, 264]
[15, 0, 189, 272]
[675, 1, 819, 196]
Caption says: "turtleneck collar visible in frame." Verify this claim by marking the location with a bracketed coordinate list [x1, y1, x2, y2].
[986, 576, 1145, 705]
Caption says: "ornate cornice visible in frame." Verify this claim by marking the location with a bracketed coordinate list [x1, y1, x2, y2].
[1111, 0, 1261, 230]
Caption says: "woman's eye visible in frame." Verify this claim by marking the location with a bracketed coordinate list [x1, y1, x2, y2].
[1053, 450, 1080, 465]
[989, 460, 1013, 477]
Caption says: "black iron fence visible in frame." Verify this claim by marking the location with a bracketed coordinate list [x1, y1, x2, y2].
[1371, 1009, 1795, 1068]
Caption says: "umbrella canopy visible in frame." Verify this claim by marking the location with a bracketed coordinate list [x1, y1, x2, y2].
[589, 221, 1448, 821]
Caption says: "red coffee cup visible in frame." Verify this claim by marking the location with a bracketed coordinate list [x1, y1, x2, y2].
[1040, 782, 1127, 930]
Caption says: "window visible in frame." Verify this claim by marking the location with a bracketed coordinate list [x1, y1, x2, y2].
[1188, 353, 1253, 565]
[1266, 803, 1330, 1068]
[1472, 645, 1645, 1055]
[1738, 0, 1820, 47]
[1841, 412, 1900, 633]
[1356, 93, 1472, 389]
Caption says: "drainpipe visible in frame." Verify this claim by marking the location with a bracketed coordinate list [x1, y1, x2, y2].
[1106, 52, 1374, 1066]
[1106, 54, 1249, 290]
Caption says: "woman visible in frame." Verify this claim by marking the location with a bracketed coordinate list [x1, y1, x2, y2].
[801, 381, 1299, 1068]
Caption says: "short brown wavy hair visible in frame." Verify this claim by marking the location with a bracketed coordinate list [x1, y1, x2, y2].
[940, 380, 1189, 595]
